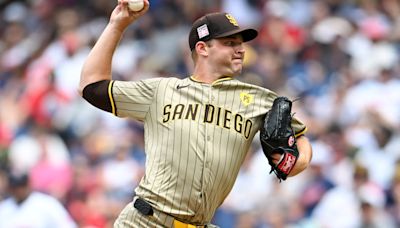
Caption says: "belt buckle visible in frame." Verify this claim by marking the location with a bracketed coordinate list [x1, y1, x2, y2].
[173, 219, 204, 228]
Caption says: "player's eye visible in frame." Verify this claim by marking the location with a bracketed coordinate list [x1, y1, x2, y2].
[224, 41, 235, 46]
[223, 40, 243, 48]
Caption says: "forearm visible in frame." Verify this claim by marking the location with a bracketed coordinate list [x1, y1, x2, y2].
[79, 0, 149, 95]
[79, 24, 124, 95]
[289, 135, 313, 177]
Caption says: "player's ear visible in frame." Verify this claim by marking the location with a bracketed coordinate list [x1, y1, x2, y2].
[195, 41, 209, 57]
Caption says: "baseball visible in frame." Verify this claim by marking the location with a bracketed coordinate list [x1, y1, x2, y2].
[128, 0, 144, 12]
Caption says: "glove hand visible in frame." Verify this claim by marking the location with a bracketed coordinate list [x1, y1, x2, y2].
[260, 96, 299, 181]
[270, 153, 283, 165]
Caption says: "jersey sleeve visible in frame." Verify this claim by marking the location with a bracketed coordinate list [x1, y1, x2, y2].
[111, 78, 162, 121]
[292, 117, 307, 137]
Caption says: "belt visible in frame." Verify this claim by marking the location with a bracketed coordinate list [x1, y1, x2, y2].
[133, 198, 206, 228]
[173, 219, 205, 228]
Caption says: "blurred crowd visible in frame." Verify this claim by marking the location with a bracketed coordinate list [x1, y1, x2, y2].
[1, 0, 400, 227]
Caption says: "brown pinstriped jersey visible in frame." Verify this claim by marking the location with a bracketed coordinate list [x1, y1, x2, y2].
[109, 76, 306, 224]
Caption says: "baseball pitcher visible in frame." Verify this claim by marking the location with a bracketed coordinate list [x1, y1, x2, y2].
[79, 0, 313, 227]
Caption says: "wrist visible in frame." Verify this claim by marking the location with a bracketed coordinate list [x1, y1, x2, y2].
[107, 21, 128, 35]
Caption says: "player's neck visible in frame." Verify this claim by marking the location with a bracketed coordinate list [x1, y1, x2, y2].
[192, 64, 228, 84]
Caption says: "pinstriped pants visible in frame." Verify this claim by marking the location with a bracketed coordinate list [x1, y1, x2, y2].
[114, 200, 219, 228]
[114, 201, 175, 228]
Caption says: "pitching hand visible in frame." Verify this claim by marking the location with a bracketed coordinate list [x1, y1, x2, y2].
[110, 0, 149, 32]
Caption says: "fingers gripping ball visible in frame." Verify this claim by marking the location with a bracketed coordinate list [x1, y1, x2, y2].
[260, 96, 299, 181]
[128, 0, 144, 11]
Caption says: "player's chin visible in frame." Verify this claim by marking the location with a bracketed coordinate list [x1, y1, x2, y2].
[232, 64, 243, 74]
[233, 70, 242, 76]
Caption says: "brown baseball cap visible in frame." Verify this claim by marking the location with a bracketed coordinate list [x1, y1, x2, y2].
[188, 12, 258, 50]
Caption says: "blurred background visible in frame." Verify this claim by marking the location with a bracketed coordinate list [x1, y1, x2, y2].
[1, 0, 400, 227]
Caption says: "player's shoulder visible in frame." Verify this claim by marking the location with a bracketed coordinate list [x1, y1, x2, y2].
[231, 78, 277, 94]
[139, 76, 186, 84]
[153, 76, 191, 88]
[114, 76, 183, 87]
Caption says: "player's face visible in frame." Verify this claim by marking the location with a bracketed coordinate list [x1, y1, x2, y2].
[207, 35, 245, 77]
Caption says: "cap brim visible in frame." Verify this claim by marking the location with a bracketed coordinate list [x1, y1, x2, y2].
[215, 28, 258, 42]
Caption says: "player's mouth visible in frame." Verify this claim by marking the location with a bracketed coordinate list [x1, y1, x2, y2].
[232, 57, 243, 63]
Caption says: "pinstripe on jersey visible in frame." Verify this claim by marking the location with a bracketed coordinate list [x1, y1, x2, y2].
[110, 76, 306, 224]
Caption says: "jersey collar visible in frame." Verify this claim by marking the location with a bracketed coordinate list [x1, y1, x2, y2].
[189, 75, 233, 85]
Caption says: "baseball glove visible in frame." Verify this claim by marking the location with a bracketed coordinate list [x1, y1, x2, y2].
[260, 96, 299, 181]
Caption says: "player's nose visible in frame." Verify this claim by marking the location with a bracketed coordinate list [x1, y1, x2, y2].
[236, 44, 245, 55]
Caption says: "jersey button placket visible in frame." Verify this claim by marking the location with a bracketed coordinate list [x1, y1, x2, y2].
[204, 86, 213, 178]
[200, 84, 211, 209]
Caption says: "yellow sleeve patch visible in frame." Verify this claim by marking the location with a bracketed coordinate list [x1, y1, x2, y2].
[295, 127, 307, 138]
[108, 80, 116, 115]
